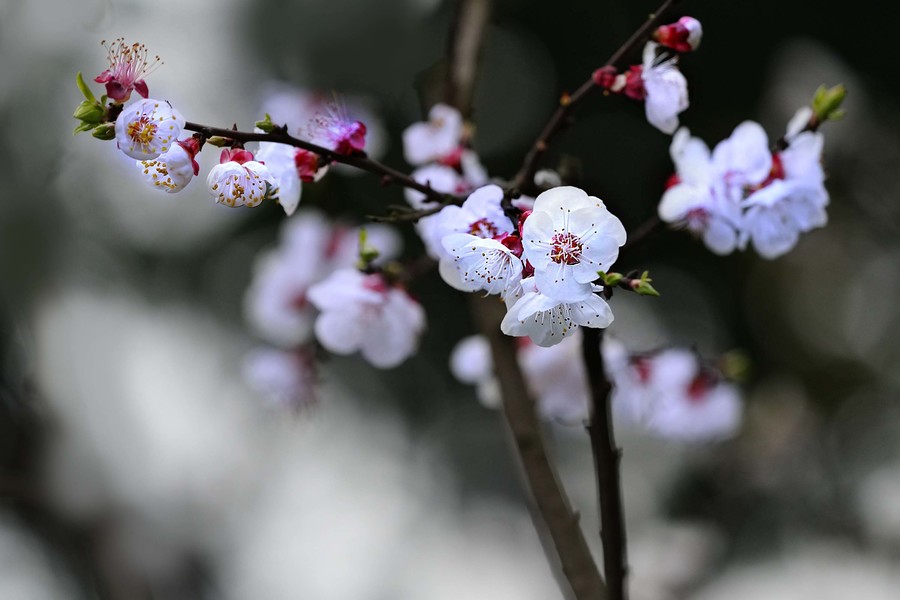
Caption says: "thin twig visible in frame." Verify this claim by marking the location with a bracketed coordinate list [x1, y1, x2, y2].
[510, 0, 680, 193]
[581, 328, 628, 600]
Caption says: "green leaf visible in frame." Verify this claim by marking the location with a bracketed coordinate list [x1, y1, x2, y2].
[73, 121, 95, 135]
[76, 72, 96, 103]
[597, 271, 623, 287]
[254, 113, 276, 133]
[356, 227, 380, 269]
[812, 84, 846, 122]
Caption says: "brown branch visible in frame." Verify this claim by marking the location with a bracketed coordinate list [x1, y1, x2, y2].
[447, 4, 606, 597]
[470, 296, 608, 600]
[510, 0, 680, 193]
[581, 327, 628, 600]
[445, 0, 493, 118]
[183, 121, 460, 206]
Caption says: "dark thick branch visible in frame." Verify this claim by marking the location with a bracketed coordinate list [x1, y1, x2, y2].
[183, 121, 459, 206]
[470, 296, 608, 600]
[510, 0, 679, 192]
[581, 328, 628, 600]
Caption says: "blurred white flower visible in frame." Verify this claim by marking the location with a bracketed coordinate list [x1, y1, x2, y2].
[402, 103, 464, 166]
[519, 333, 590, 422]
[245, 211, 400, 348]
[307, 269, 425, 368]
[260, 83, 387, 164]
[449, 335, 500, 408]
[740, 130, 828, 259]
[243, 347, 317, 410]
[658, 128, 743, 255]
[608, 342, 742, 442]
[641, 42, 689, 135]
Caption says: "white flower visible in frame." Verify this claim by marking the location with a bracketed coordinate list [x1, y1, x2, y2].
[114, 98, 184, 160]
[435, 184, 515, 289]
[521, 186, 626, 303]
[608, 347, 742, 442]
[243, 347, 316, 410]
[710, 121, 772, 194]
[641, 42, 689, 135]
[459, 149, 489, 187]
[519, 333, 590, 422]
[658, 128, 743, 254]
[501, 277, 613, 347]
[136, 139, 199, 194]
[255, 141, 302, 216]
[207, 159, 278, 208]
[402, 103, 464, 166]
[449, 332, 588, 421]
[441, 233, 523, 296]
[740, 130, 827, 258]
[307, 269, 425, 369]
[449, 335, 500, 409]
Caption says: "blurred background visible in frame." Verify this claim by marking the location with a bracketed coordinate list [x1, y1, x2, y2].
[2, 0, 899, 598]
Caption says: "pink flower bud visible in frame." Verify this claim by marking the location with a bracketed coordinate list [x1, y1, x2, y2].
[219, 148, 255, 165]
[653, 17, 703, 53]
[622, 66, 646, 101]
[497, 233, 524, 258]
[591, 66, 618, 89]
[517, 210, 532, 234]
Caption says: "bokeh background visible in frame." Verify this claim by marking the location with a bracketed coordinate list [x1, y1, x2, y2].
[2, 0, 899, 598]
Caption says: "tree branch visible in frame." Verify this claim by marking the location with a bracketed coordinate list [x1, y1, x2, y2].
[183, 121, 460, 206]
[470, 296, 608, 600]
[510, 0, 680, 193]
[581, 327, 628, 600]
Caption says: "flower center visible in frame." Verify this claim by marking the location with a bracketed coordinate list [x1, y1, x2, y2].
[686, 371, 715, 403]
[127, 115, 157, 145]
[468, 218, 499, 239]
[684, 207, 710, 232]
[550, 231, 583, 265]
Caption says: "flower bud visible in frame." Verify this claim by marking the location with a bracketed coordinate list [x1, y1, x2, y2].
[654, 16, 703, 53]
[73, 99, 105, 124]
[91, 123, 116, 140]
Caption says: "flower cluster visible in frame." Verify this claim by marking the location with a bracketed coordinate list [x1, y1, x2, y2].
[402, 103, 488, 223]
[450, 333, 590, 423]
[243, 211, 425, 405]
[420, 181, 625, 347]
[74, 42, 377, 217]
[593, 17, 701, 135]
[604, 339, 743, 441]
[658, 109, 829, 258]
[451, 333, 743, 440]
